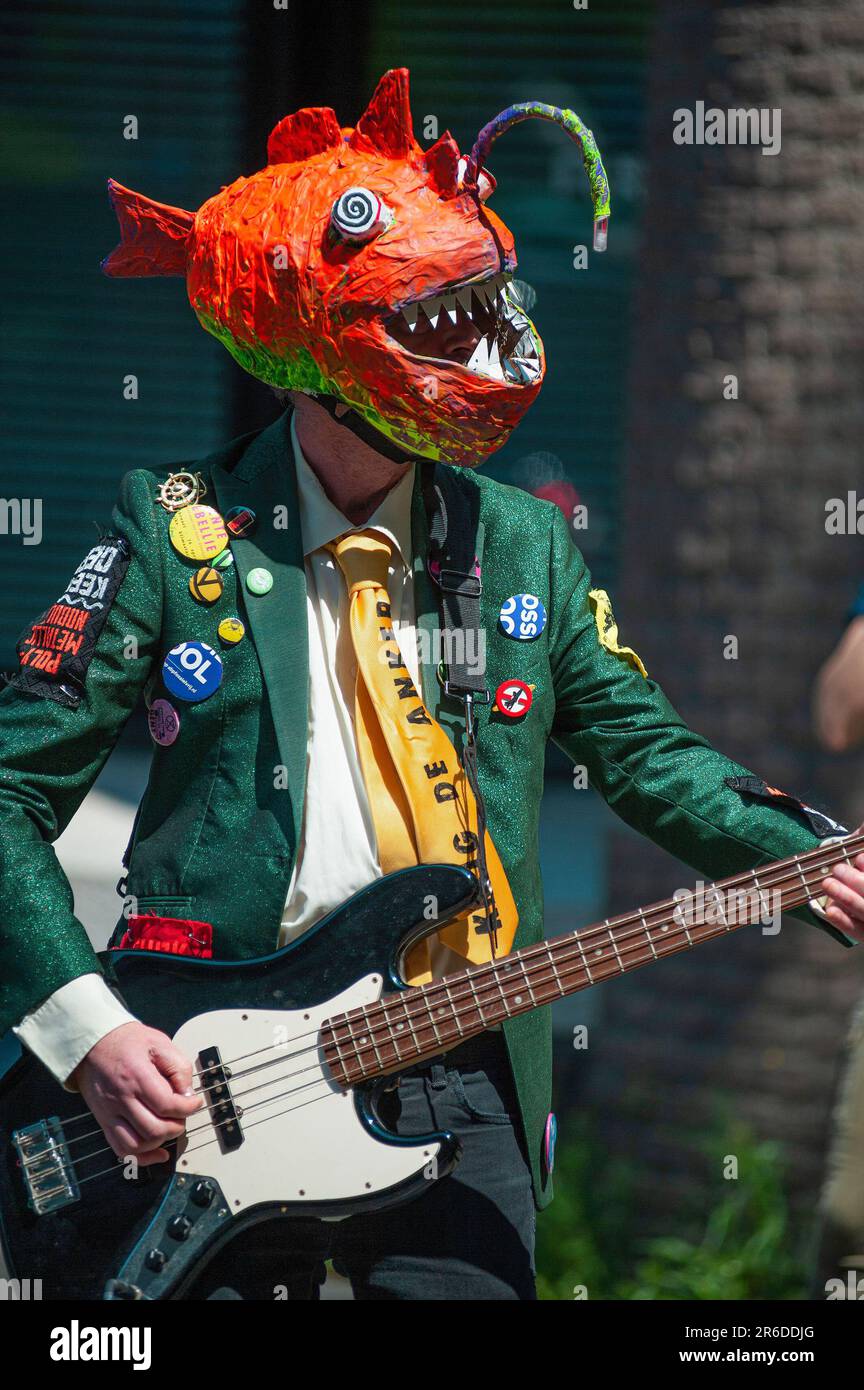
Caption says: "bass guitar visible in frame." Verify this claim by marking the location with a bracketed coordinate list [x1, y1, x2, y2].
[1, 831, 858, 1300]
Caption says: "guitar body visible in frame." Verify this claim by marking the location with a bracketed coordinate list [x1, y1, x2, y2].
[0, 864, 477, 1300]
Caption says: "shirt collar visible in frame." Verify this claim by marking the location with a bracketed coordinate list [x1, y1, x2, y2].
[290, 412, 416, 566]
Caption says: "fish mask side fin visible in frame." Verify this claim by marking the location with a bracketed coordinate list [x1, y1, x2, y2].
[267, 106, 343, 166]
[101, 180, 194, 278]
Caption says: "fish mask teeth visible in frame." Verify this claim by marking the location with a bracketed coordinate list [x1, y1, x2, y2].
[466, 334, 490, 374]
[384, 268, 540, 382]
[455, 287, 474, 320]
[421, 297, 441, 329]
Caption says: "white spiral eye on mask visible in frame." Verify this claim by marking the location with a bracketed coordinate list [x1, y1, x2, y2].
[330, 187, 394, 243]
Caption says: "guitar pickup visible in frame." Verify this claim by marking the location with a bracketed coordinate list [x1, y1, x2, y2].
[197, 1046, 243, 1153]
[12, 1116, 81, 1216]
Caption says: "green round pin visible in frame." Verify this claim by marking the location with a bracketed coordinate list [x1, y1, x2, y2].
[246, 567, 273, 596]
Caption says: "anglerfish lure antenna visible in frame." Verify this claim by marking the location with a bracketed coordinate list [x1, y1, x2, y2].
[464, 102, 611, 252]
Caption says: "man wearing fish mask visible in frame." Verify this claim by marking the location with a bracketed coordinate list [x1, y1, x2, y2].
[2, 68, 863, 1301]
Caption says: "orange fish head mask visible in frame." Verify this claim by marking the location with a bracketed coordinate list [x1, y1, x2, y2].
[103, 68, 610, 466]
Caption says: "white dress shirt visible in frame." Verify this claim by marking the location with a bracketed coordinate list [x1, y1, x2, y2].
[15, 416, 427, 1084]
[279, 415, 420, 945]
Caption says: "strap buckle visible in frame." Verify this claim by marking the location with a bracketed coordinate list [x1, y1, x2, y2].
[445, 685, 490, 740]
[437, 567, 482, 599]
[442, 680, 490, 703]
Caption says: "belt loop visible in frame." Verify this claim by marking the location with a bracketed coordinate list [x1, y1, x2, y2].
[429, 1060, 447, 1090]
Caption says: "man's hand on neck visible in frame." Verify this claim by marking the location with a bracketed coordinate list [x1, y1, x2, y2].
[290, 392, 414, 526]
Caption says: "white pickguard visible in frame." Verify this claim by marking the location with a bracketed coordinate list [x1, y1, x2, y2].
[171, 975, 440, 1215]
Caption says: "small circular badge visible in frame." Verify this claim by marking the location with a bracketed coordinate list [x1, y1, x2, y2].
[211, 549, 234, 571]
[218, 617, 246, 646]
[495, 678, 533, 719]
[189, 566, 224, 605]
[155, 471, 205, 513]
[162, 641, 223, 703]
[246, 567, 274, 596]
[499, 593, 547, 641]
[169, 505, 228, 563]
[225, 505, 257, 538]
[148, 699, 181, 747]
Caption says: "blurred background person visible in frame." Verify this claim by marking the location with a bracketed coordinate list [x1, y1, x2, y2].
[813, 586, 864, 1296]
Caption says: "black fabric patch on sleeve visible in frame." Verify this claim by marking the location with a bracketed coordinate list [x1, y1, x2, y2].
[724, 774, 847, 840]
[7, 536, 132, 708]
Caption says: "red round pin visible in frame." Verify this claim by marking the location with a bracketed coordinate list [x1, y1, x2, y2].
[495, 678, 532, 719]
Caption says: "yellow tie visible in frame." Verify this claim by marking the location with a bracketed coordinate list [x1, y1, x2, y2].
[328, 528, 518, 984]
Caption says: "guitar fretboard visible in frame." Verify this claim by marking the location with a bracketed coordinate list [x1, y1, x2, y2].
[322, 830, 861, 1087]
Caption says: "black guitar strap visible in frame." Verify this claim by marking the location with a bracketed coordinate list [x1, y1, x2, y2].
[421, 462, 499, 951]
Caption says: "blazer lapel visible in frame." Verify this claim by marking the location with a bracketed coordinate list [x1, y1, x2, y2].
[210, 411, 309, 857]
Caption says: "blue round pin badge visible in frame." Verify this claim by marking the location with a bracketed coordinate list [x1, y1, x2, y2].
[162, 641, 223, 703]
[499, 593, 547, 641]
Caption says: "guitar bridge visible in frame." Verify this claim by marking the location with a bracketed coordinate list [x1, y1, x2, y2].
[197, 1046, 243, 1153]
[12, 1116, 81, 1215]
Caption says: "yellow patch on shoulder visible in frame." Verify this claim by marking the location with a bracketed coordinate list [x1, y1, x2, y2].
[588, 588, 648, 679]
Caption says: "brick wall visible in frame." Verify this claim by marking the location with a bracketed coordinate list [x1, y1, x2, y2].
[575, 0, 864, 1232]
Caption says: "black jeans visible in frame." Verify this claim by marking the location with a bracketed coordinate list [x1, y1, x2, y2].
[190, 1033, 537, 1300]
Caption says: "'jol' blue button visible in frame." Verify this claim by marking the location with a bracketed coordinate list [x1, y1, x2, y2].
[162, 641, 223, 703]
[499, 593, 547, 641]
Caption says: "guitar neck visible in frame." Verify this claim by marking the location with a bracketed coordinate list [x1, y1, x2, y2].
[325, 830, 862, 1086]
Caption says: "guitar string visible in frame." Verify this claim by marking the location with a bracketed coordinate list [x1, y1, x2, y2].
[24, 838, 849, 1168]
[22, 837, 860, 1173]
[28, 872, 833, 1199]
[22, 845, 857, 1194]
[37, 1083, 342, 1197]
[49, 829, 861, 1138]
[328, 836, 864, 1078]
[182, 843, 862, 1104]
[26, 1072, 339, 1200]
[43, 1051, 333, 1157]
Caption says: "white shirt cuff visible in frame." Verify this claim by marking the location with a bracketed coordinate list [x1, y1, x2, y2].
[13, 973, 138, 1088]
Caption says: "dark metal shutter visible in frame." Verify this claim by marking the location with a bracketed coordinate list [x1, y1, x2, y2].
[367, 0, 656, 581]
[0, 1, 246, 664]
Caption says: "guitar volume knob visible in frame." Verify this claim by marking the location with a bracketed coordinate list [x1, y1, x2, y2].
[167, 1215, 193, 1241]
[191, 1180, 215, 1208]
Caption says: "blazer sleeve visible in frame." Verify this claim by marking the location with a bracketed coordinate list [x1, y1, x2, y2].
[545, 505, 850, 945]
[0, 469, 164, 1033]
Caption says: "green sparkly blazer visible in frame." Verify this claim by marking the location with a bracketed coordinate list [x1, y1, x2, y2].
[0, 410, 843, 1207]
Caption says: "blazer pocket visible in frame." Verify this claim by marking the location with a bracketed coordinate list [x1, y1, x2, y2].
[130, 894, 194, 915]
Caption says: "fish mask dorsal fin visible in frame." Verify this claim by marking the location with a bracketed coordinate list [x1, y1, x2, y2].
[349, 68, 414, 158]
[101, 181, 194, 278]
[267, 106, 343, 166]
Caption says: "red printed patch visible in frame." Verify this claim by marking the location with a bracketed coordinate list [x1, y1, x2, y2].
[114, 915, 213, 959]
[9, 537, 131, 707]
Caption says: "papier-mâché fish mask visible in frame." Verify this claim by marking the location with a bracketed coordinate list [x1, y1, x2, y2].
[103, 68, 609, 465]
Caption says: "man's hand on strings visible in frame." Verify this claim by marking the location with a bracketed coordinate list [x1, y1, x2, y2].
[821, 830, 864, 943]
[72, 1022, 204, 1167]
